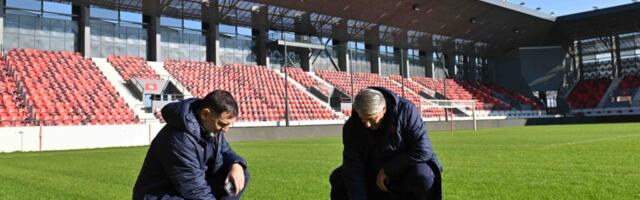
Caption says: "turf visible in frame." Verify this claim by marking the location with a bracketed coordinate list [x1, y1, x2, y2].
[1, 123, 640, 199]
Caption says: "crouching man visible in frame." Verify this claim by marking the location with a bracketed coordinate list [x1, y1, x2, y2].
[134, 90, 249, 200]
[330, 87, 443, 200]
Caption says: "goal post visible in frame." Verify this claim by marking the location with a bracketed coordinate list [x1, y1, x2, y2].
[420, 99, 478, 132]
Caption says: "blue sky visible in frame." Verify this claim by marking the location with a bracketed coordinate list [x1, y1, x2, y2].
[513, 0, 635, 16]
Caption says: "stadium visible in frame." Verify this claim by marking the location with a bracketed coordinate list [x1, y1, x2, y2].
[0, 0, 639, 199]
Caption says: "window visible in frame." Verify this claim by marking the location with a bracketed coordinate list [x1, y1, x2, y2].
[6, 0, 41, 11]
[120, 11, 142, 23]
[183, 20, 202, 30]
[160, 17, 182, 28]
[43, 1, 71, 14]
[91, 6, 118, 20]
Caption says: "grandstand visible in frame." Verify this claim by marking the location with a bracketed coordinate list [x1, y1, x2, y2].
[2, 1, 640, 200]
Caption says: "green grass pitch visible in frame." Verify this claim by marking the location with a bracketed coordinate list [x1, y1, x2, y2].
[1, 123, 640, 199]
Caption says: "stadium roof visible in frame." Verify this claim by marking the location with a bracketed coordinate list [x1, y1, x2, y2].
[248, 0, 556, 54]
[62, 0, 601, 55]
[554, 2, 640, 41]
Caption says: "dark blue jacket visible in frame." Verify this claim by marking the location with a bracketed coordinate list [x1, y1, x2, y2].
[341, 87, 442, 200]
[133, 98, 246, 200]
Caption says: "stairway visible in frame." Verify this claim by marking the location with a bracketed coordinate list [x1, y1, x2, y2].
[597, 77, 623, 108]
[273, 70, 345, 118]
[147, 61, 194, 98]
[632, 88, 640, 106]
[92, 58, 156, 121]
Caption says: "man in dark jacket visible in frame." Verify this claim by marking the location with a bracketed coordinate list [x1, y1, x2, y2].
[133, 90, 249, 200]
[330, 87, 442, 200]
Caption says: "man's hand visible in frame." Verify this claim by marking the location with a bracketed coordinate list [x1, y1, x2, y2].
[226, 163, 245, 195]
[376, 168, 389, 192]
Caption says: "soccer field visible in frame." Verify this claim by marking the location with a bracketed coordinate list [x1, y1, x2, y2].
[1, 123, 639, 199]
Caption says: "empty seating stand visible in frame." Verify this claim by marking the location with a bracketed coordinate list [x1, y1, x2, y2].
[165, 61, 338, 122]
[6, 48, 139, 126]
[567, 78, 612, 109]
[107, 55, 160, 81]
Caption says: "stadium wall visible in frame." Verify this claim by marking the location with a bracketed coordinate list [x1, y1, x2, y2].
[5, 115, 637, 153]
[0, 119, 529, 153]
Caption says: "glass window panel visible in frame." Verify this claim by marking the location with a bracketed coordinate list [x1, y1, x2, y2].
[160, 17, 182, 28]
[44, 1, 71, 15]
[19, 15, 37, 34]
[91, 40, 101, 57]
[7, 0, 41, 11]
[51, 37, 67, 51]
[120, 11, 142, 23]
[90, 7, 118, 20]
[237, 26, 252, 36]
[183, 19, 201, 30]
[20, 34, 36, 48]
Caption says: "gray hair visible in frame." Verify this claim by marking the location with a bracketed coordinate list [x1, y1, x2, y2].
[353, 89, 386, 116]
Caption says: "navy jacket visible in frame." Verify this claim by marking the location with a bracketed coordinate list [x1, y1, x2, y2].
[133, 98, 246, 200]
[341, 87, 442, 200]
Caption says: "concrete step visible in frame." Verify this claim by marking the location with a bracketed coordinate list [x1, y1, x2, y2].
[92, 58, 156, 121]
[597, 77, 623, 108]
[148, 61, 194, 98]
[632, 88, 640, 106]
[273, 69, 345, 118]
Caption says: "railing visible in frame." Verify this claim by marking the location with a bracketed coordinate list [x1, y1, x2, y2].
[601, 88, 638, 108]
[160, 75, 192, 96]
[4, 52, 36, 123]
[0, 117, 146, 127]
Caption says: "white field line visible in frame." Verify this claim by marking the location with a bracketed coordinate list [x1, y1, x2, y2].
[549, 133, 640, 147]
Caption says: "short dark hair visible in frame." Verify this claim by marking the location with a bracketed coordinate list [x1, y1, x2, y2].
[196, 90, 239, 117]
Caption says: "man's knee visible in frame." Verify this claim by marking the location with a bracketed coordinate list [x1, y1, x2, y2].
[329, 166, 343, 186]
[411, 163, 435, 192]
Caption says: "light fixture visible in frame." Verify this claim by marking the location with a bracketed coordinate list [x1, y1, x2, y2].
[251, 5, 261, 12]
[412, 4, 421, 11]
[513, 28, 521, 34]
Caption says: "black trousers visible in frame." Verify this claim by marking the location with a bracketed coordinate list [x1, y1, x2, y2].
[330, 163, 441, 200]
[207, 166, 251, 200]
[138, 167, 250, 200]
